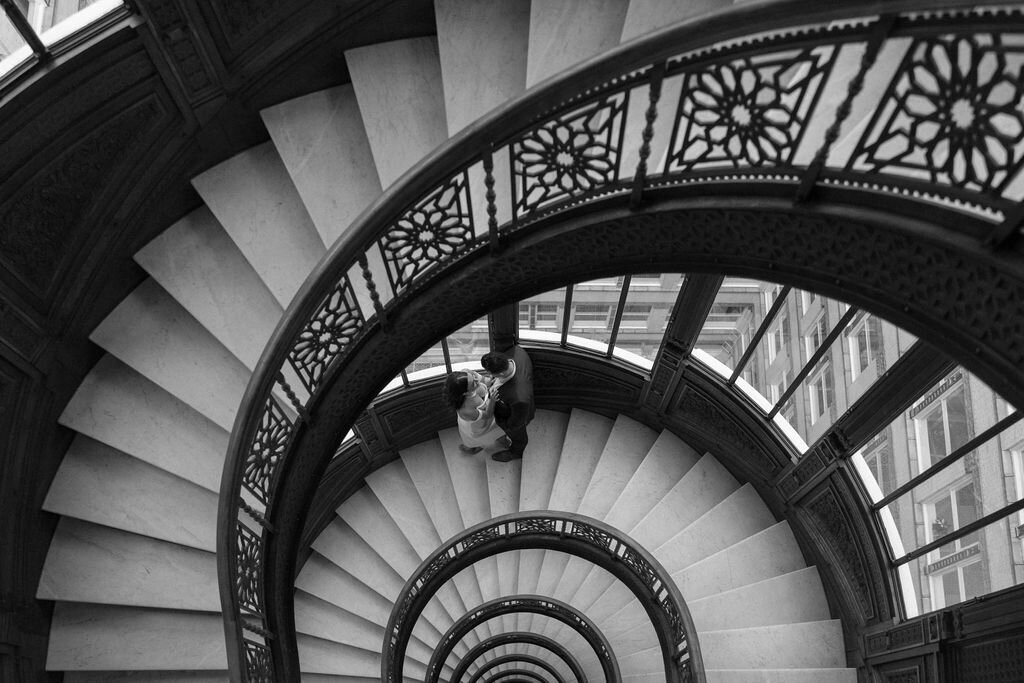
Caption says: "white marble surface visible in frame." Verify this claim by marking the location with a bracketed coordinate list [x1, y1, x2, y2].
[705, 668, 857, 682]
[38, 518, 218, 611]
[578, 414, 657, 519]
[135, 206, 282, 371]
[699, 620, 847, 669]
[598, 597, 663, 657]
[689, 567, 830, 631]
[261, 85, 382, 247]
[604, 429, 700, 530]
[44, 436, 217, 552]
[436, 0, 530, 135]
[518, 409, 568, 510]
[191, 141, 325, 307]
[59, 355, 228, 492]
[89, 279, 251, 431]
[549, 409, 614, 512]
[526, 0, 629, 87]
[296, 634, 378, 676]
[620, 0, 730, 41]
[47, 603, 225, 670]
[365, 453, 444, 557]
[64, 672, 228, 681]
[674, 521, 806, 601]
[630, 453, 739, 550]
[293, 590, 386, 653]
[655, 484, 775, 573]
[345, 37, 448, 187]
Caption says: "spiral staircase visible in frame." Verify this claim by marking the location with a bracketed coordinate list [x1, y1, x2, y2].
[26, 0, 1024, 680]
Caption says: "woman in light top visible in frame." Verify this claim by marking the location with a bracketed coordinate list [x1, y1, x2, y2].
[444, 369, 510, 454]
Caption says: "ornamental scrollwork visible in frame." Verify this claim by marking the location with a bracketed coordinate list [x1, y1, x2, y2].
[667, 46, 837, 171]
[288, 277, 364, 393]
[851, 33, 1024, 197]
[242, 399, 292, 506]
[235, 522, 264, 617]
[512, 91, 628, 217]
[378, 172, 475, 293]
[242, 640, 273, 683]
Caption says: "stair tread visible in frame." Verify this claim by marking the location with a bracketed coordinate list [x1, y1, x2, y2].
[191, 142, 325, 307]
[526, 0, 629, 87]
[261, 85, 383, 247]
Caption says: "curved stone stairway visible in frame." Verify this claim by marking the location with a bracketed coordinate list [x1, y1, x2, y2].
[34, 0, 863, 680]
[297, 409, 853, 682]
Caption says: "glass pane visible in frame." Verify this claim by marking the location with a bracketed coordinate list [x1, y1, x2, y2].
[519, 288, 566, 344]
[1, 5, 31, 79]
[613, 274, 684, 363]
[739, 285, 803, 406]
[446, 317, 489, 368]
[567, 278, 625, 353]
[405, 341, 446, 382]
[901, 511, 1023, 615]
[694, 277, 764, 374]
[36, 0, 122, 46]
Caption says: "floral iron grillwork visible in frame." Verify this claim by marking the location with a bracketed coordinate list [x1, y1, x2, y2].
[851, 33, 1024, 195]
[243, 640, 273, 683]
[242, 399, 292, 506]
[667, 46, 837, 171]
[512, 91, 628, 217]
[235, 521, 264, 617]
[288, 277, 364, 393]
[378, 172, 475, 293]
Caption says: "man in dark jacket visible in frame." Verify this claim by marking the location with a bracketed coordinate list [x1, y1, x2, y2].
[481, 345, 535, 462]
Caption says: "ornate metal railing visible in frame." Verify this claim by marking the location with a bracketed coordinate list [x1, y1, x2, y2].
[382, 512, 699, 682]
[472, 657, 562, 683]
[450, 633, 585, 683]
[217, 2, 1024, 680]
[427, 595, 619, 683]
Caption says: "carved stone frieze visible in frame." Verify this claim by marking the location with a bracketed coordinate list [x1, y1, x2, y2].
[378, 392, 452, 447]
[210, 0, 279, 46]
[139, 0, 220, 100]
[533, 357, 641, 409]
[0, 97, 165, 292]
[955, 633, 1024, 683]
[803, 484, 882, 622]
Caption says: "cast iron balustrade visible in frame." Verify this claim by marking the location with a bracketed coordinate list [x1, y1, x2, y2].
[426, 595, 619, 683]
[216, 2, 1024, 680]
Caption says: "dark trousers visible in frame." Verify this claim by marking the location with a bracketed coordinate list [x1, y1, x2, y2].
[504, 422, 529, 456]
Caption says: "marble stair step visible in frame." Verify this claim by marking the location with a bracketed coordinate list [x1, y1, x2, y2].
[526, 0, 629, 87]
[399, 439, 494, 639]
[59, 356, 227, 493]
[64, 673, 227, 682]
[438, 427, 509, 630]
[43, 435, 218, 552]
[687, 567, 831, 631]
[47, 603, 225, 671]
[345, 37, 448, 188]
[296, 635, 384, 677]
[533, 409, 615, 605]
[261, 85, 383, 248]
[673, 521, 808, 601]
[513, 410, 569, 633]
[704, 669, 858, 682]
[37, 519, 218, 611]
[699, 620, 848, 670]
[89, 279, 251, 432]
[134, 206, 283, 372]
[552, 415, 657, 608]
[654, 483, 776, 574]
[361, 457, 480, 639]
[295, 552, 448, 660]
[191, 141, 325, 308]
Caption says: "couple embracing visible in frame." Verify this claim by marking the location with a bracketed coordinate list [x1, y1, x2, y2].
[443, 345, 534, 462]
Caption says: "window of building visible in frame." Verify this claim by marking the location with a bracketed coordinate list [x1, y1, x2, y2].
[847, 315, 874, 380]
[804, 314, 827, 361]
[619, 304, 652, 328]
[924, 482, 984, 608]
[519, 302, 560, 329]
[572, 303, 612, 328]
[863, 438, 894, 498]
[807, 361, 834, 424]
[800, 290, 818, 316]
[914, 383, 970, 470]
[767, 310, 790, 363]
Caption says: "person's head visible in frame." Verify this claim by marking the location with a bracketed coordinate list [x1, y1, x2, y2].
[481, 352, 510, 377]
[443, 370, 484, 409]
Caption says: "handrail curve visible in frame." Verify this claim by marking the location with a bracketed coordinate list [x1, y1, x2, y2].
[449, 632, 586, 683]
[216, 2, 1024, 679]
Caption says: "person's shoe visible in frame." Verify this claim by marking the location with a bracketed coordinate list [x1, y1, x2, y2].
[459, 444, 483, 454]
[491, 450, 522, 462]
[494, 435, 512, 449]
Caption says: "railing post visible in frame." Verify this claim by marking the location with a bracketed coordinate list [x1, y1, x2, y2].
[631, 60, 667, 209]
